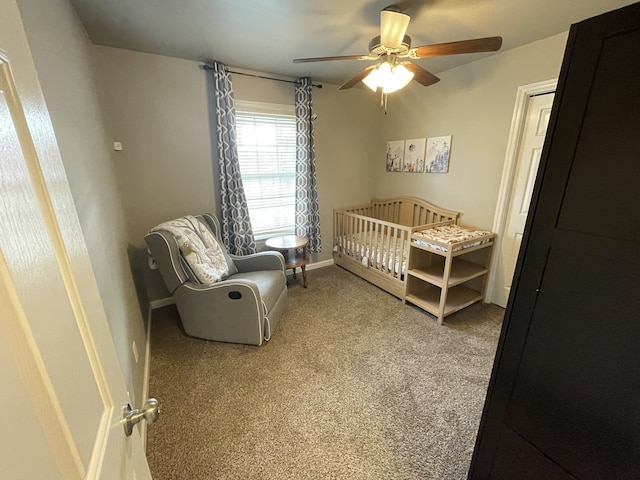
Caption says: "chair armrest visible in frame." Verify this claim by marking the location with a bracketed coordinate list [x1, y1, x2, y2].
[231, 251, 286, 273]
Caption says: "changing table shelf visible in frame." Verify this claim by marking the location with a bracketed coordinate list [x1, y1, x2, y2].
[408, 257, 488, 288]
[404, 223, 495, 325]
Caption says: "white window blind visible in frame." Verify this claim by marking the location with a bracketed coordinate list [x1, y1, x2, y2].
[235, 102, 296, 239]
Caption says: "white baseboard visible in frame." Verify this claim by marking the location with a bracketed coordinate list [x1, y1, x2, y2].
[149, 297, 175, 310]
[140, 305, 153, 451]
[285, 258, 334, 278]
[306, 259, 334, 271]
[143, 295, 173, 450]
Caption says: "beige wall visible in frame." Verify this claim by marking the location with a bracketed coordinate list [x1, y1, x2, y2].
[92, 47, 381, 300]
[16, 0, 147, 406]
[315, 86, 379, 230]
[92, 46, 217, 243]
[374, 33, 569, 229]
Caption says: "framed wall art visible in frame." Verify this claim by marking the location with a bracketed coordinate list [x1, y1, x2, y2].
[403, 138, 426, 173]
[386, 140, 404, 172]
[425, 135, 452, 173]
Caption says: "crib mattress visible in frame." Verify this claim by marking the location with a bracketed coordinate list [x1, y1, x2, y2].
[412, 225, 493, 252]
[334, 232, 407, 274]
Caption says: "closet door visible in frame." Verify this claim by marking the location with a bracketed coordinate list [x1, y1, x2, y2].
[469, 3, 640, 479]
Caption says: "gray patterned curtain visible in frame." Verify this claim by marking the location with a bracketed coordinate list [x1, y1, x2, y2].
[294, 78, 322, 253]
[211, 61, 256, 255]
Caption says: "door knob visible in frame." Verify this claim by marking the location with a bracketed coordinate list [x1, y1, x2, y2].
[123, 398, 160, 436]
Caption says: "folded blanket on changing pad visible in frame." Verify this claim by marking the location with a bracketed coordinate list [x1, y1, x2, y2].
[413, 225, 493, 252]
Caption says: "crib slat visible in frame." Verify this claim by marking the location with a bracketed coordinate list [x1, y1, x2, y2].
[384, 225, 392, 274]
[368, 219, 374, 267]
[374, 221, 381, 271]
[334, 209, 341, 252]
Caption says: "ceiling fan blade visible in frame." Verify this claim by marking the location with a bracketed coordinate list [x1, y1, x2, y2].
[402, 62, 440, 86]
[380, 9, 411, 48]
[410, 36, 503, 58]
[293, 54, 376, 63]
[339, 65, 379, 90]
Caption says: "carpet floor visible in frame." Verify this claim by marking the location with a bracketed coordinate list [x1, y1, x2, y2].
[146, 266, 503, 479]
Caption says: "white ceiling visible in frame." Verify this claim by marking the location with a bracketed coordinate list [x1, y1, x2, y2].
[69, 0, 637, 86]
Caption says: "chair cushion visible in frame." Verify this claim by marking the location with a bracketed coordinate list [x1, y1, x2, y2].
[227, 270, 285, 313]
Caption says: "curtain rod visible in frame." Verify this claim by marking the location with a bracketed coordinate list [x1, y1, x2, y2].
[200, 64, 322, 88]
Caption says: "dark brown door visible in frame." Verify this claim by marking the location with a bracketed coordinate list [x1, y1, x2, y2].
[469, 3, 640, 479]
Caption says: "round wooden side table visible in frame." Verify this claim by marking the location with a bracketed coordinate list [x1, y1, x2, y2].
[265, 235, 309, 288]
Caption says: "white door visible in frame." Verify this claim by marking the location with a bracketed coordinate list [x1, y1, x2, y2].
[0, 7, 152, 480]
[493, 93, 554, 308]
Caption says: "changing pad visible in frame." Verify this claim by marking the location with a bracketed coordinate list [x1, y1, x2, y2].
[412, 224, 493, 252]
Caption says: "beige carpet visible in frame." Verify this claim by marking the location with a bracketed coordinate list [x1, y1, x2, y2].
[146, 266, 503, 479]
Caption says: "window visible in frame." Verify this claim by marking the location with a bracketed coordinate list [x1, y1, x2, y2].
[235, 101, 296, 240]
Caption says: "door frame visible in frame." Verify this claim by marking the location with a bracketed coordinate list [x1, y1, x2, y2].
[486, 78, 557, 305]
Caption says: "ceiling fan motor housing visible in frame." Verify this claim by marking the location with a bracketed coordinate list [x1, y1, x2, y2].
[369, 35, 412, 56]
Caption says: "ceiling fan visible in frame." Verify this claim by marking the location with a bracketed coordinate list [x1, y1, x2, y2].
[293, 5, 502, 94]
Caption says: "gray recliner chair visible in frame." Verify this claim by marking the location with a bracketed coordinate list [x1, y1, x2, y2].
[145, 213, 288, 346]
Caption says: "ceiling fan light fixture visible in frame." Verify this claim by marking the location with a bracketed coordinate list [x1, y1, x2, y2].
[383, 64, 414, 93]
[362, 62, 414, 93]
[376, 61, 393, 85]
[362, 68, 380, 92]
